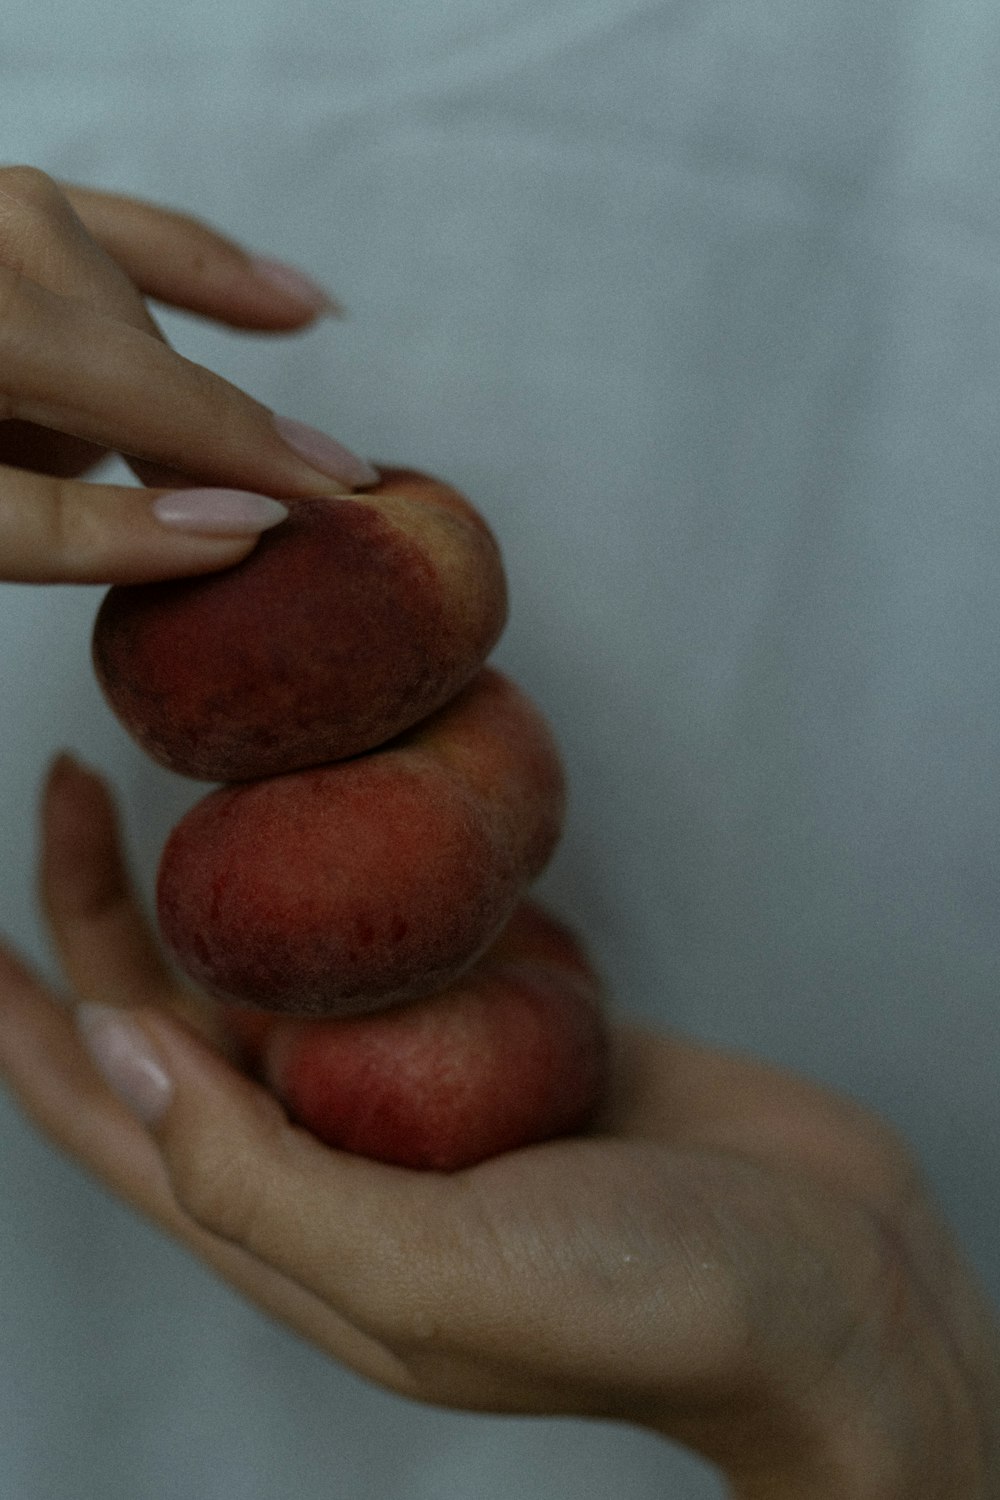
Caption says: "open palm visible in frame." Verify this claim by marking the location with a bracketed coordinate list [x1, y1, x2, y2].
[0, 756, 996, 1496]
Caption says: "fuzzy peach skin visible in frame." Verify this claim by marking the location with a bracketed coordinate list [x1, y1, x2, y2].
[91, 468, 508, 780]
[156, 668, 566, 1016]
[223, 902, 610, 1171]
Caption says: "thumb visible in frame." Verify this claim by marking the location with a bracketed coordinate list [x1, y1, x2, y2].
[74, 1002, 452, 1336]
[0, 471, 291, 584]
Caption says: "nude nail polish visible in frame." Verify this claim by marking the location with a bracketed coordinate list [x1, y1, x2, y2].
[76, 1003, 173, 1126]
[273, 416, 379, 490]
[248, 256, 344, 316]
[153, 490, 289, 536]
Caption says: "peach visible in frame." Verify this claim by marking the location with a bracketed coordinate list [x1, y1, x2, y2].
[224, 903, 610, 1170]
[156, 669, 565, 1016]
[91, 469, 507, 780]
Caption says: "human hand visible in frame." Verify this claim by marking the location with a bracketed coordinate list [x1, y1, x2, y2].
[0, 165, 376, 584]
[0, 758, 996, 1498]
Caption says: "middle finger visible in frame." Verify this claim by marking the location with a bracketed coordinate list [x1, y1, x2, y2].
[0, 268, 374, 495]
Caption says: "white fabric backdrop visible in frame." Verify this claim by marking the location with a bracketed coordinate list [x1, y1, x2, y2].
[1, 2, 998, 1495]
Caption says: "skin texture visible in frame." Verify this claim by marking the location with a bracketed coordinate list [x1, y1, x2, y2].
[4, 176, 997, 1493]
[0, 166, 373, 585]
[225, 902, 610, 1171]
[156, 668, 566, 1015]
[91, 469, 508, 779]
[0, 757, 997, 1496]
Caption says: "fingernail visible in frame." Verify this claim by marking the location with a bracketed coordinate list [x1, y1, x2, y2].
[273, 415, 379, 490]
[247, 255, 344, 317]
[76, 1003, 173, 1126]
[153, 489, 289, 536]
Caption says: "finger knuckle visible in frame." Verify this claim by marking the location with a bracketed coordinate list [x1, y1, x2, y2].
[0, 166, 75, 256]
[0, 165, 66, 221]
[0, 164, 62, 204]
[169, 1141, 262, 1244]
[40, 480, 98, 572]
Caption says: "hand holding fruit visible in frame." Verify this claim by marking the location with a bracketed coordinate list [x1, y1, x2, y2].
[1, 171, 997, 1494]
[0, 164, 377, 585]
[3, 466, 995, 1499]
[0, 165, 610, 1170]
[1, 767, 997, 1495]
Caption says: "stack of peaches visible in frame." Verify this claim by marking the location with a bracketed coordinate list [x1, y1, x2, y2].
[92, 470, 608, 1170]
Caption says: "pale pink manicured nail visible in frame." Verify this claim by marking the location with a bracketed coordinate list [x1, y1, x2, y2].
[76, 1003, 173, 1126]
[273, 415, 379, 489]
[153, 489, 289, 536]
[247, 255, 344, 316]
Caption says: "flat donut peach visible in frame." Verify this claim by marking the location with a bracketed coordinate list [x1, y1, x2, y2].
[156, 669, 565, 1016]
[91, 468, 507, 780]
[223, 902, 610, 1171]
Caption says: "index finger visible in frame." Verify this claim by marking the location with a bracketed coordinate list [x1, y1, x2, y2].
[0, 266, 376, 499]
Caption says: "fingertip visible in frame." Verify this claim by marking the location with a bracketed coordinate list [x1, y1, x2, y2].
[76, 1001, 175, 1127]
[151, 489, 289, 537]
[167, 258, 345, 334]
[73, 1001, 245, 1138]
[45, 749, 82, 798]
[42, 750, 111, 834]
[245, 255, 345, 322]
[41, 752, 79, 854]
[39, 751, 126, 928]
[143, 1005, 287, 1135]
[45, 748, 99, 790]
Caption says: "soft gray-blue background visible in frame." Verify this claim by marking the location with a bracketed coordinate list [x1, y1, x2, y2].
[1, 2, 998, 1495]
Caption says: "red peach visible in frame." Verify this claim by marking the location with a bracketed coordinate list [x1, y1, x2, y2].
[156, 669, 565, 1016]
[91, 469, 507, 780]
[225, 903, 610, 1170]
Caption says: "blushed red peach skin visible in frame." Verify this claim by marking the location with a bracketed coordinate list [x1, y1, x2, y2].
[223, 902, 610, 1171]
[91, 468, 508, 780]
[156, 669, 566, 1017]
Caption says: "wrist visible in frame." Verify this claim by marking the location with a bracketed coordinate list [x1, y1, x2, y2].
[719, 1345, 994, 1500]
[642, 1323, 995, 1500]
[640, 1205, 1000, 1499]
